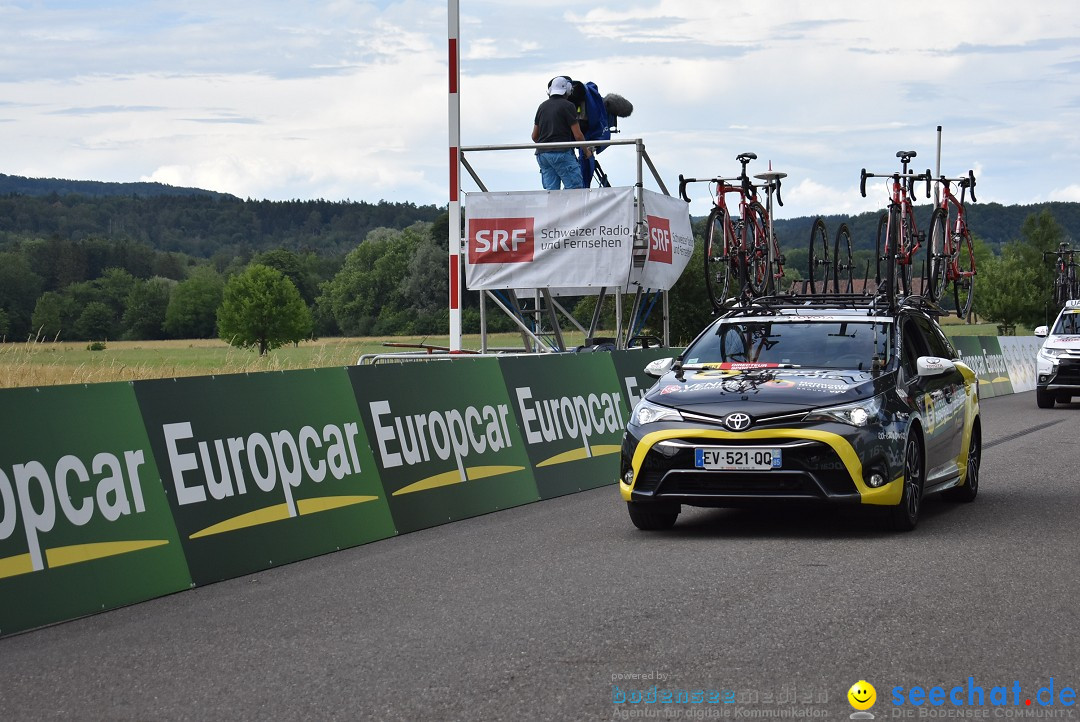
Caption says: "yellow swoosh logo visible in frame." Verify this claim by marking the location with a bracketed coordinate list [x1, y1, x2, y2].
[536, 444, 621, 467]
[392, 465, 525, 496]
[189, 495, 380, 539]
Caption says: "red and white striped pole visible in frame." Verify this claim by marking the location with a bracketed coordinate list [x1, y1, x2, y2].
[448, 0, 463, 351]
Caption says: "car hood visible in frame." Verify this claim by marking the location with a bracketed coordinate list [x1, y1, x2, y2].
[645, 364, 878, 416]
[1044, 334, 1080, 353]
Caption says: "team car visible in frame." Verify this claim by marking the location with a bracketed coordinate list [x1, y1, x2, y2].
[619, 296, 981, 531]
[1034, 299, 1080, 408]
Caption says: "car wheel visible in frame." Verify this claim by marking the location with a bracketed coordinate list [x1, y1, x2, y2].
[627, 501, 680, 531]
[944, 425, 980, 503]
[888, 435, 924, 531]
[1036, 388, 1055, 408]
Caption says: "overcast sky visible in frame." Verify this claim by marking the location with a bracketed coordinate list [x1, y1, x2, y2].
[2, 1, 1079, 220]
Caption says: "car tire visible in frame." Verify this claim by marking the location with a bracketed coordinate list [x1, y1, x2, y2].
[888, 435, 924, 531]
[1036, 388, 1055, 408]
[627, 501, 680, 531]
[944, 424, 980, 503]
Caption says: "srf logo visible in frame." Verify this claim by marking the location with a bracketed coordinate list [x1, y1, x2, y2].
[468, 217, 535, 264]
[646, 215, 672, 264]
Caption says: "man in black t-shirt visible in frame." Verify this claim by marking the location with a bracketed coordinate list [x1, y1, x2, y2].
[531, 76, 592, 190]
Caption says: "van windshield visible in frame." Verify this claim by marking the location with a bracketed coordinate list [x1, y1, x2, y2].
[1052, 310, 1080, 335]
[683, 320, 892, 371]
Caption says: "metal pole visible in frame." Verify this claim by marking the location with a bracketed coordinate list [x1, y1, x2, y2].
[935, 125, 942, 207]
[447, 0, 463, 351]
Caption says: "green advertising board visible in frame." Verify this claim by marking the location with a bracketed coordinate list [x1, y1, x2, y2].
[134, 369, 396, 586]
[952, 336, 1013, 398]
[348, 359, 540, 533]
[610, 347, 682, 412]
[0, 383, 191, 636]
[499, 354, 630, 498]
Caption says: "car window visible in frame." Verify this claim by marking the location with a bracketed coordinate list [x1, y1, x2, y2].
[913, 315, 955, 359]
[901, 318, 929, 376]
[683, 320, 892, 370]
[1053, 310, 1080, 334]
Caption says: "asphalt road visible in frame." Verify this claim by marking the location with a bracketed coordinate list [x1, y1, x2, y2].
[1, 391, 1078, 721]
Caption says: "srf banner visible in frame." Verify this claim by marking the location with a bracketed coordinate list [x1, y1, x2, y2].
[349, 359, 540, 533]
[463, 187, 635, 290]
[0, 383, 191, 636]
[629, 189, 695, 292]
[134, 369, 396, 586]
[499, 354, 629, 499]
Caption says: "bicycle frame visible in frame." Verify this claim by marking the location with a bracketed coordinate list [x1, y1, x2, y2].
[860, 151, 931, 300]
[935, 178, 975, 283]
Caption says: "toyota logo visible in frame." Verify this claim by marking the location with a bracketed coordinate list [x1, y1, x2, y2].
[724, 412, 752, 431]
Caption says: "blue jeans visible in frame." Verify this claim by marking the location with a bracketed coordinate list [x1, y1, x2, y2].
[537, 150, 583, 190]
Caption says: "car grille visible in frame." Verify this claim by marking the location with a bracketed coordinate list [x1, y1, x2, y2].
[1055, 358, 1080, 384]
[633, 437, 859, 500]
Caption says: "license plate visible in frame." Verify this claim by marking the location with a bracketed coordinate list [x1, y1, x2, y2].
[695, 447, 782, 471]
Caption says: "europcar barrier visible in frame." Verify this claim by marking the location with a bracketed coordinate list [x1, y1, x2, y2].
[0, 339, 1037, 636]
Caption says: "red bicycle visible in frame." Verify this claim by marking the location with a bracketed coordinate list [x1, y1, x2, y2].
[860, 151, 931, 305]
[679, 153, 785, 308]
[926, 170, 977, 318]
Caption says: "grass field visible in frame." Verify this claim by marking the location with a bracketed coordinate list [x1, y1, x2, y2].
[0, 320, 1029, 389]
[0, 333, 591, 389]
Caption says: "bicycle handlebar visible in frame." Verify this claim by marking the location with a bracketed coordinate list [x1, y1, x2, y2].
[860, 169, 931, 199]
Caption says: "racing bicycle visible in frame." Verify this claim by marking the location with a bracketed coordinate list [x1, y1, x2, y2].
[679, 153, 785, 308]
[926, 170, 978, 318]
[1044, 241, 1079, 306]
[860, 151, 932, 305]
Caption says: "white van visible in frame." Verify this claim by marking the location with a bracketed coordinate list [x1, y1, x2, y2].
[1034, 299, 1080, 408]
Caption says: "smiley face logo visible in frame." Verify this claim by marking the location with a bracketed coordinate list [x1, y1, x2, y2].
[848, 680, 876, 710]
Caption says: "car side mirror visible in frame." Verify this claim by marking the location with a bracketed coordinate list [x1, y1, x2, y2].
[916, 356, 956, 377]
[644, 357, 677, 378]
[1034, 325, 1049, 337]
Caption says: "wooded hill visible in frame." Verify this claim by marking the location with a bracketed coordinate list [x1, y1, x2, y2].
[0, 174, 443, 258]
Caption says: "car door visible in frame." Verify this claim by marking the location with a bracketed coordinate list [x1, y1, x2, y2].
[913, 314, 966, 481]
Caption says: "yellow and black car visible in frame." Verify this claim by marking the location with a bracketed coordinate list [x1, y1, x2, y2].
[619, 296, 981, 531]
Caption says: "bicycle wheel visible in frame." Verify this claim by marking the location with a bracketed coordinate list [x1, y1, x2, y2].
[832, 223, 854, 293]
[874, 212, 888, 290]
[953, 231, 975, 320]
[926, 208, 948, 303]
[704, 207, 740, 309]
[807, 217, 829, 294]
[744, 201, 772, 297]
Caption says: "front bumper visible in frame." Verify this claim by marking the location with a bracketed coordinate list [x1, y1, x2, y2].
[1036, 356, 1080, 393]
[619, 425, 903, 507]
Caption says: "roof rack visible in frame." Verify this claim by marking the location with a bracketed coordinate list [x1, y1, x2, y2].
[716, 290, 947, 318]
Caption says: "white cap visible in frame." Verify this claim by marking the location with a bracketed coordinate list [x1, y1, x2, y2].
[547, 76, 572, 97]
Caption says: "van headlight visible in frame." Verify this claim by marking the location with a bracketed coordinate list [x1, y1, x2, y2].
[804, 395, 884, 427]
[1038, 348, 1066, 364]
[632, 399, 684, 425]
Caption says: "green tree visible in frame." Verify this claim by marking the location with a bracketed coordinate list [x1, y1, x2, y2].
[217, 264, 312, 355]
[75, 301, 115, 340]
[0, 251, 44, 339]
[31, 291, 77, 340]
[975, 245, 1041, 330]
[123, 277, 174, 339]
[165, 267, 225, 339]
[320, 223, 429, 335]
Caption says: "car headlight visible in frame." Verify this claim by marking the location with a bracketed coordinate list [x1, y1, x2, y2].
[632, 399, 684, 425]
[1039, 348, 1067, 361]
[803, 394, 884, 427]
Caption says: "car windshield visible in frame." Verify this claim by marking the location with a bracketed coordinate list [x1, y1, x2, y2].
[684, 320, 892, 370]
[1052, 310, 1080, 334]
